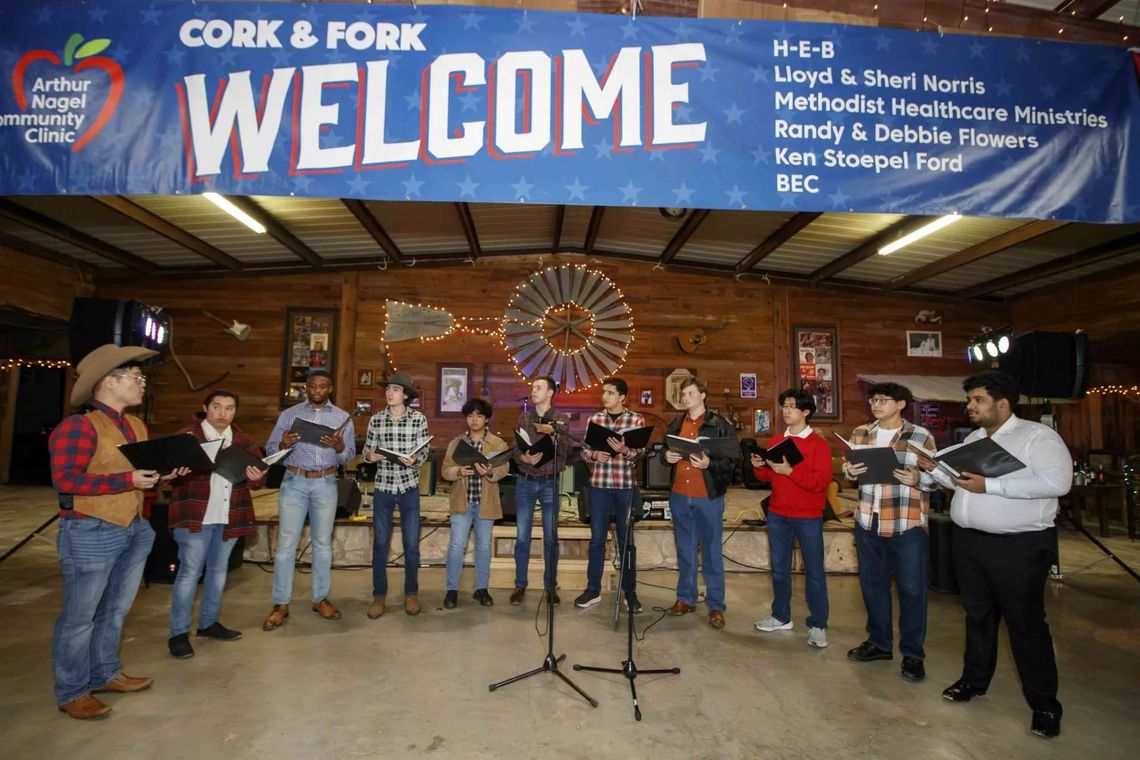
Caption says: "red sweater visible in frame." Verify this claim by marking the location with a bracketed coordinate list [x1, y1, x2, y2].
[752, 430, 833, 518]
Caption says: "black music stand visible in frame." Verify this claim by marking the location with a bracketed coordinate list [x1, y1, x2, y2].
[488, 531, 598, 708]
[574, 495, 679, 721]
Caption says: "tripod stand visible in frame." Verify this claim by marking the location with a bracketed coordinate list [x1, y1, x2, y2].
[574, 495, 679, 721]
[488, 526, 598, 707]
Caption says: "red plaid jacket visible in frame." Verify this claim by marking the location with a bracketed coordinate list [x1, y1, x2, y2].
[168, 423, 264, 539]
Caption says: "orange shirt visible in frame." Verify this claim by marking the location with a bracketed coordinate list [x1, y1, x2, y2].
[672, 412, 709, 498]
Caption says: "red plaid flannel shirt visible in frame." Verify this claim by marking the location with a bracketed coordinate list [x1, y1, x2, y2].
[168, 423, 264, 539]
[582, 409, 645, 489]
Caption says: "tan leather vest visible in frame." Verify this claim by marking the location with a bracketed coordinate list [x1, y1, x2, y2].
[72, 410, 148, 527]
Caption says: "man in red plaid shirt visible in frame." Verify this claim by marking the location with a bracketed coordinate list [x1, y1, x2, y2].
[576, 377, 646, 613]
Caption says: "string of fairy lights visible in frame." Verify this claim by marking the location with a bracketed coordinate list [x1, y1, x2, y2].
[1086, 385, 1140, 398]
[1, 359, 71, 372]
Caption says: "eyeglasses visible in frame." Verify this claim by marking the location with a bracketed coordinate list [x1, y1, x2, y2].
[868, 397, 896, 406]
[113, 372, 146, 385]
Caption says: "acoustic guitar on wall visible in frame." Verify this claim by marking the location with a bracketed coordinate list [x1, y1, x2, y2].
[674, 321, 730, 354]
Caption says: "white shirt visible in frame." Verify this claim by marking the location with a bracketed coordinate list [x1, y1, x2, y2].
[871, 425, 901, 514]
[931, 414, 1072, 534]
[783, 425, 813, 439]
[200, 420, 233, 525]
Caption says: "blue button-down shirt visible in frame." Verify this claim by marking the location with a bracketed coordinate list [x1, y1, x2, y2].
[266, 400, 356, 470]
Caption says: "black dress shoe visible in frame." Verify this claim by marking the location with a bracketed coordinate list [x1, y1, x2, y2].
[168, 633, 194, 659]
[1031, 707, 1062, 738]
[901, 657, 926, 683]
[847, 640, 893, 662]
[197, 622, 242, 641]
[473, 589, 494, 606]
[942, 678, 988, 702]
[443, 590, 458, 609]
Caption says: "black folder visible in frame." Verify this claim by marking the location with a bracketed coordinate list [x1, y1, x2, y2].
[451, 439, 515, 468]
[117, 434, 218, 473]
[844, 448, 904, 486]
[369, 437, 433, 465]
[514, 429, 555, 467]
[212, 446, 292, 485]
[758, 437, 805, 468]
[665, 434, 741, 460]
[584, 422, 654, 453]
[923, 437, 1026, 479]
[289, 417, 350, 447]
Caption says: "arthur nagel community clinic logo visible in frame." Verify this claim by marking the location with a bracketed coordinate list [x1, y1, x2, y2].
[3, 33, 123, 152]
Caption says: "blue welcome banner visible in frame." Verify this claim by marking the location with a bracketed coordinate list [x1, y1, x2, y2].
[0, 1, 1137, 222]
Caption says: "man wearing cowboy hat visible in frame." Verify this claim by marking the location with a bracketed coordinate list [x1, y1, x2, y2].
[262, 370, 356, 630]
[48, 344, 188, 720]
[361, 371, 431, 618]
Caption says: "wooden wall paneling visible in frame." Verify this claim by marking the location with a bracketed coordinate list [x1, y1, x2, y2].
[337, 272, 360, 405]
[0, 243, 95, 322]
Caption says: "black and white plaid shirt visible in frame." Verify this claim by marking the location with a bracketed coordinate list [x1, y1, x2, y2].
[464, 432, 483, 507]
[364, 408, 430, 495]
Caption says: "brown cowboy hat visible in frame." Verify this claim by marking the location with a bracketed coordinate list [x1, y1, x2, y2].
[69, 344, 158, 406]
[382, 371, 419, 401]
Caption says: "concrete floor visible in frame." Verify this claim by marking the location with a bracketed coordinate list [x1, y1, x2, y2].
[1, 485, 1138, 760]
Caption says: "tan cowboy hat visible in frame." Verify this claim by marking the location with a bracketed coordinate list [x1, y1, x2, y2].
[382, 371, 419, 401]
[70, 344, 158, 406]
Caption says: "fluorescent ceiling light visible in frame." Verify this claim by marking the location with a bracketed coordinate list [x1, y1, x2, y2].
[878, 213, 962, 256]
[202, 192, 266, 234]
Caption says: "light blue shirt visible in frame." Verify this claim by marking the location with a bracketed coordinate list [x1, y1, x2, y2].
[266, 400, 356, 471]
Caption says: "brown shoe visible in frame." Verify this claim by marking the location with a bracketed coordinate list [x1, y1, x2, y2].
[404, 596, 421, 616]
[509, 586, 526, 606]
[311, 599, 342, 620]
[367, 596, 385, 619]
[709, 610, 726, 629]
[666, 600, 695, 616]
[95, 672, 153, 694]
[263, 604, 289, 631]
[58, 694, 111, 720]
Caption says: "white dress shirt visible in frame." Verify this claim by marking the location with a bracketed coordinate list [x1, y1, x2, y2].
[200, 420, 233, 526]
[932, 414, 1072, 534]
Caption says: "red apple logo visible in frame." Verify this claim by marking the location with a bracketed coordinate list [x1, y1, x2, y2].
[11, 33, 124, 152]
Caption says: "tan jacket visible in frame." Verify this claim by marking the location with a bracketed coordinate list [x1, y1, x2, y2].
[441, 432, 511, 520]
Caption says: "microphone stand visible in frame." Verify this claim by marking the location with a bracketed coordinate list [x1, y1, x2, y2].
[574, 494, 679, 721]
[488, 532, 598, 707]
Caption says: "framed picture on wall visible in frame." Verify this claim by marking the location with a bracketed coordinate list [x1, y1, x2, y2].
[792, 326, 840, 420]
[437, 364, 473, 415]
[356, 367, 376, 388]
[907, 330, 943, 358]
[281, 308, 338, 407]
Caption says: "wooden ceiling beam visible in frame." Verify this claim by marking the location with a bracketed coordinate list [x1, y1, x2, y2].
[455, 202, 482, 259]
[658, 209, 711, 265]
[887, 219, 1069, 290]
[0, 229, 97, 275]
[552, 205, 566, 254]
[226, 196, 324, 267]
[90, 195, 243, 272]
[960, 229, 1140, 298]
[341, 199, 402, 263]
[0, 199, 159, 274]
[808, 215, 931, 285]
[583, 206, 605, 255]
[734, 212, 820, 273]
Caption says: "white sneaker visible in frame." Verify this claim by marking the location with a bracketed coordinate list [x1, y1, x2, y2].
[754, 616, 793, 632]
[807, 627, 829, 648]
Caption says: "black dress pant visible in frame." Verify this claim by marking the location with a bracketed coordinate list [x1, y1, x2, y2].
[952, 524, 1061, 712]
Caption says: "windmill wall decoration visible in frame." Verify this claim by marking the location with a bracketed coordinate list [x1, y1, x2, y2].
[382, 264, 635, 392]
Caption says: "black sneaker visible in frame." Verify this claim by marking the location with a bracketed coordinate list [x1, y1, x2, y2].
[196, 622, 242, 641]
[901, 657, 926, 683]
[443, 590, 458, 609]
[623, 592, 643, 614]
[545, 589, 560, 606]
[942, 678, 988, 702]
[574, 589, 601, 608]
[473, 589, 494, 607]
[847, 640, 893, 662]
[1031, 706, 1062, 738]
[168, 633, 194, 659]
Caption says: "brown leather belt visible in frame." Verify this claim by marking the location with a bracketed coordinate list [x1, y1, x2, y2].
[287, 465, 337, 478]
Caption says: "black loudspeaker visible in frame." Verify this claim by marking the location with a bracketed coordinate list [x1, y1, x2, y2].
[497, 478, 518, 524]
[643, 444, 673, 490]
[336, 479, 362, 518]
[739, 439, 768, 490]
[69, 297, 170, 364]
[144, 502, 244, 584]
[999, 331, 1089, 399]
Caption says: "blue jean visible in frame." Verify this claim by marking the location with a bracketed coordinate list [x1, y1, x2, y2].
[372, 488, 420, 596]
[273, 472, 338, 605]
[170, 525, 237, 636]
[586, 486, 636, 594]
[669, 493, 726, 612]
[445, 502, 493, 591]
[513, 476, 559, 590]
[767, 511, 829, 629]
[855, 519, 929, 659]
[52, 516, 154, 704]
